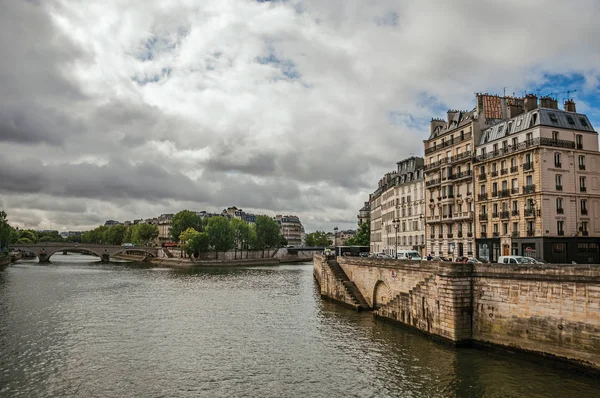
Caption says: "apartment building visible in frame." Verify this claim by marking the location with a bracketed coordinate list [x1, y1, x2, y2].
[157, 213, 174, 243]
[275, 215, 304, 247]
[473, 96, 600, 263]
[357, 202, 370, 226]
[370, 157, 426, 256]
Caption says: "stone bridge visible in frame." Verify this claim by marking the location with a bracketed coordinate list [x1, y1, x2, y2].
[11, 243, 158, 263]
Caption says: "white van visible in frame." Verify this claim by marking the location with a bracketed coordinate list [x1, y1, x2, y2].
[497, 255, 527, 264]
[397, 250, 422, 261]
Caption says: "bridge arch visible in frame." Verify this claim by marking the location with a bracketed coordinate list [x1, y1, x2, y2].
[111, 248, 156, 258]
[373, 280, 393, 309]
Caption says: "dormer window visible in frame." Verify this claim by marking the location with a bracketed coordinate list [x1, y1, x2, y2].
[548, 113, 558, 123]
[566, 115, 575, 125]
[580, 118, 588, 127]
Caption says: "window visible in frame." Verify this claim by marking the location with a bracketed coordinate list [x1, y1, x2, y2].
[556, 198, 563, 213]
[493, 144, 498, 154]
[480, 184, 486, 194]
[507, 122, 513, 133]
[492, 163, 497, 173]
[512, 137, 518, 148]
[579, 155, 585, 170]
[554, 152, 561, 167]
[512, 200, 518, 211]
[481, 205, 487, 215]
[566, 115, 575, 125]
[493, 224, 499, 233]
[580, 118, 588, 127]
[516, 117, 522, 127]
[531, 113, 538, 126]
[576, 135, 583, 149]
[549, 113, 558, 123]
[502, 180, 508, 190]
[492, 182, 498, 195]
[480, 165, 485, 174]
[503, 223, 508, 235]
[481, 224, 487, 234]
[526, 132, 533, 143]
[498, 125, 504, 134]
[527, 221, 534, 233]
[502, 141, 508, 151]
[557, 220, 564, 236]
[513, 222, 519, 234]
[555, 174, 562, 190]
[581, 199, 588, 214]
[501, 160, 507, 169]
[481, 147, 487, 157]
[493, 203, 498, 214]
[581, 221, 589, 235]
[526, 175, 533, 186]
[512, 178, 518, 190]
[580, 176, 587, 192]
[552, 131, 559, 141]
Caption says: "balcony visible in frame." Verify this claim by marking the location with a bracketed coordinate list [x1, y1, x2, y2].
[481, 232, 487, 238]
[425, 132, 473, 155]
[524, 209, 535, 218]
[492, 212, 499, 218]
[449, 170, 473, 181]
[447, 233, 454, 238]
[473, 137, 575, 163]
[523, 185, 536, 194]
[426, 178, 441, 188]
[512, 231, 520, 238]
[581, 186, 587, 192]
[479, 213, 488, 221]
[556, 208, 564, 214]
[556, 185, 563, 191]
[499, 189, 510, 198]
[479, 173, 487, 181]
[438, 234, 444, 239]
[500, 168, 508, 175]
[491, 171, 498, 177]
[579, 164, 586, 170]
[457, 232, 463, 238]
[510, 166, 518, 173]
[500, 211, 510, 219]
[555, 162, 562, 168]
[523, 162, 534, 171]
[582, 231, 589, 236]
[511, 188, 519, 195]
[478, 193, 488, 201]
[582, 209, 588, 216]
[492, 191, 499, 198]
[558, 231, 565, 236]
[492, 232, 499, 238]
[454, 211, 473, 221]
[467, 232, 473, 238]
[511, 210, 519, 216]
[577, 143, 583, 150]
[430, 235, 435, 240]
[527, 230, 534, 237]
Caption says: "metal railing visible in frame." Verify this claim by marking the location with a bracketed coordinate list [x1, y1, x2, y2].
[473, 137, 576, 163]
[425, 132, 473, 155]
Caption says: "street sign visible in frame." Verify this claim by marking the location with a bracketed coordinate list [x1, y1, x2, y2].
[391, 270, 397, 279]
[526, 247, 532, 253]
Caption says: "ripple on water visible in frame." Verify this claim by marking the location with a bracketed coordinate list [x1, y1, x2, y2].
[1, 260, 599, 398]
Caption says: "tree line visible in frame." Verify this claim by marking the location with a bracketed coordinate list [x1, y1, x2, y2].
[169, 210, 285, 259]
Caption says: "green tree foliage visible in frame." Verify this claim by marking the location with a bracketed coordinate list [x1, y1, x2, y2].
[81, 226, 109, 244]
[104, 224, 127, 245]
[170, 210, 203, 242]
[36, 230, 63, 243]
[18, 229, 39, 244]
[206, 216, 233, 258]
[346, 222, 370, 246]
[179, 227, 200, 257]
[0, 210, 13, 250]
[132, 223, 159, 246]
[188, 232, 209, 258]
[255, 215, 283, 257]
[230, 218, 251, 259]
[305, 231, 332, 247]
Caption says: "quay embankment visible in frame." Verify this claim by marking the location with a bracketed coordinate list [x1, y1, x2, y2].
[314, 254, 600, 373]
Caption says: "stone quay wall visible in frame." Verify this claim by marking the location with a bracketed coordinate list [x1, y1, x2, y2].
[314, 255, 600, 371]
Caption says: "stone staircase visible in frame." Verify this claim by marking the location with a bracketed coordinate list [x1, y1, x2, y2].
[327, 259, 371, 310]
[374, 275, 436, 324]
[163, 247, 175, 258]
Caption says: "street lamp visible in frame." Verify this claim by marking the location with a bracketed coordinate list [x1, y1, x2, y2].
[393, 218, 400, 259]
[333, 226, 338, 253]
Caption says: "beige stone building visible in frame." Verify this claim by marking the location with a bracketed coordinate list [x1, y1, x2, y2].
[473, 96, 600, 263]
[369, 157, 426, 256]
[357, 202, 370, 226]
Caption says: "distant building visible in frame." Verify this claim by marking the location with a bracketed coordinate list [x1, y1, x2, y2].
[157, 213, 174, 243]
[357, 202, 370, 226]
[275, 215, 303, 247]
[337, 229, 356, 246]
[104, 220, 121, 226]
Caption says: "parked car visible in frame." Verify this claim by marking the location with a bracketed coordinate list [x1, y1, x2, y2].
[497, 255, 528, 264]
[397, 250, 422, 261]
[377, 253, 393, 259]
[522, 256, 545, 264]
[122, 243, 134, 247]
[466, 257, 483, 264]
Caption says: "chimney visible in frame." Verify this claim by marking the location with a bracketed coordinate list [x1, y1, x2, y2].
[564, 99, 577, 113]
[447, 109, 459, 124]
[539, 96, 558, 109]
[523, 94, 538, 112]
[507, 104, 524, 118]
[430, 118, 446, 135]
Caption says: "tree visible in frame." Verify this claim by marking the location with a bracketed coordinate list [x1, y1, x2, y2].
[230, 218, 250, 259]
[179, 227, 200, 258]
[206, 216, 233, 259]
[170, 210, 203, 242]
[305, 231, 332, 247]
[104, 224, 127, 245]
[188, 232, 209, 258]
[0, 210, 13, 251]
[132, 223, 159, 246]
[19, 229, 39, 244]
[255, 215, 282, 257]
[346, 222, 370, 246]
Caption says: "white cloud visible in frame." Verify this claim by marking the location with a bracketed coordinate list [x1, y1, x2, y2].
[1, 0, 599, 232]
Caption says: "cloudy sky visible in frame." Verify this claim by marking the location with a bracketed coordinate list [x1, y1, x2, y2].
[1, 0, 600, 233]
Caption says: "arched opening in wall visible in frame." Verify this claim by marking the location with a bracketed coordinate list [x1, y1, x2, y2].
[48, 248, 102, 262]
[373, 280, 393, 309]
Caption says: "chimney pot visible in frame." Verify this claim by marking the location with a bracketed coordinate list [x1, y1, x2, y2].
[564, 99, 576, 113]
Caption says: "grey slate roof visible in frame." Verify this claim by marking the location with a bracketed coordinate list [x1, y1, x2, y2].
[429, 110, 476, 139]
[479, 108, 595, 145]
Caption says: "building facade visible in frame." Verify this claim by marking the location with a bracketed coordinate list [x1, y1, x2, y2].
[357, 202, 370, 226]
[275, 215, 304, 247]
[157, 213, 174, 244]
[473, 96, 600, 263]
[370, 157, 426, 256]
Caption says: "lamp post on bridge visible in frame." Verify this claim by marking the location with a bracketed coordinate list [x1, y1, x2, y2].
[333, 226, 338, 256]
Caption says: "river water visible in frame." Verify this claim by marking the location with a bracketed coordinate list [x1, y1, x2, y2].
[1, 254, 599, 398]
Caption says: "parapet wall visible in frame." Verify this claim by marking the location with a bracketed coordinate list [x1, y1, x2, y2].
[314, 255, 600, 371]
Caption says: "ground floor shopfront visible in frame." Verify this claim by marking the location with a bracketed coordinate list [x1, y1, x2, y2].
[476, 236, 600, 264]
